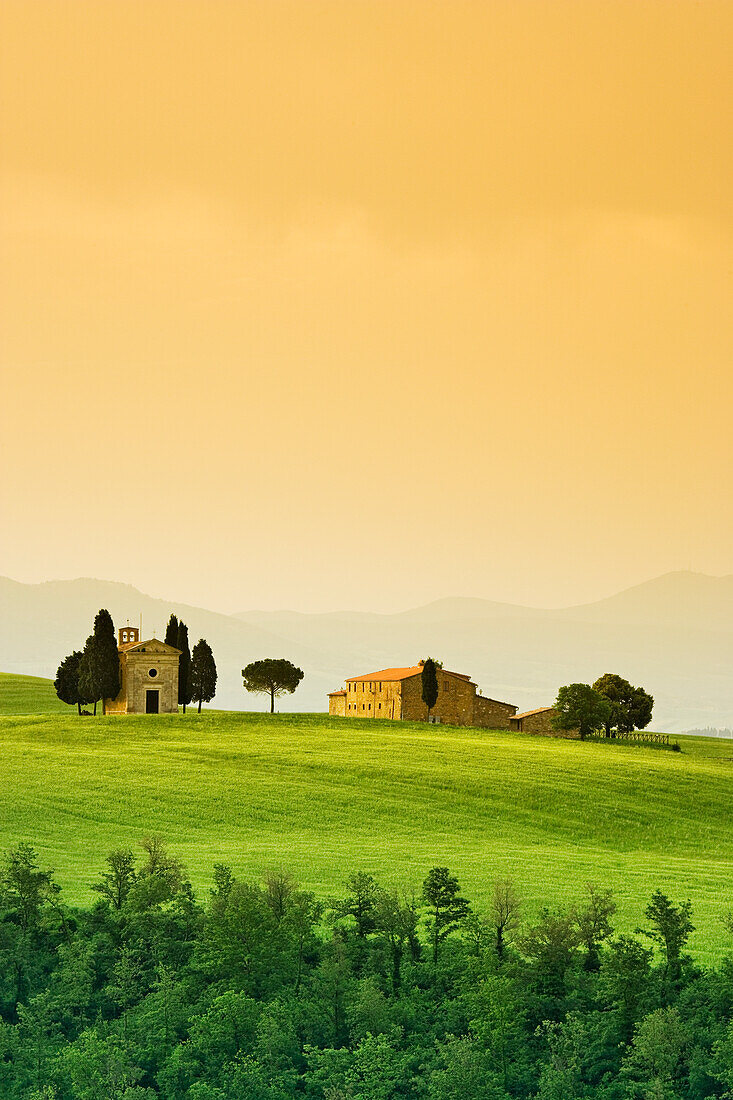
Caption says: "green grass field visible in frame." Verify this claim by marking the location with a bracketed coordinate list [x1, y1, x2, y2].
[0, 670, 69, 715]
[1, 674, 732, 963]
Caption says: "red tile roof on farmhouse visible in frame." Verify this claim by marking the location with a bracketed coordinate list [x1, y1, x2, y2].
[345, 665, 472, 683]
[328, 690, 347, 696]
[513, 707, 555, 719]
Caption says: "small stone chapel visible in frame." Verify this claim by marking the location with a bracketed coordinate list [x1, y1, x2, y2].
[105, 626, 180, 715]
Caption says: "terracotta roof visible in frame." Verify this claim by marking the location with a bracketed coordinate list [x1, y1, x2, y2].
[512, 707, 555, 719]
[119, 637, 181, 655]
[476, 696, 517, 709]
[328, 690, 347, 696]
[345, 665, 472, 683]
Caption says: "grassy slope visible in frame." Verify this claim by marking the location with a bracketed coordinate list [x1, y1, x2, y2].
[0, 670, 68, 714]
[0, 684, 731, 962]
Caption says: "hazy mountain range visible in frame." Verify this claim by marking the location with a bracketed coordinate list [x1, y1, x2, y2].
[1, 572, 731, 731]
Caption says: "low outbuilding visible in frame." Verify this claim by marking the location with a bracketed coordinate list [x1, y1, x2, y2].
[509, 706, 575, 737]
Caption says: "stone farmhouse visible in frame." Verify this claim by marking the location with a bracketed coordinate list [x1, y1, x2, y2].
[328, 661, 517, 729]
[105, 626, 180, 715]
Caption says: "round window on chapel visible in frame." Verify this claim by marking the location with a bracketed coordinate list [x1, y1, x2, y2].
[148, 668, 158, 678]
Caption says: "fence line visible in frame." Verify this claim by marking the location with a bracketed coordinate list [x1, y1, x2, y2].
[592, 731, 670, 746]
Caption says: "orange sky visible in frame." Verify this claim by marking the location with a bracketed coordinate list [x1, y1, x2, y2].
[1, 0, 731, 612]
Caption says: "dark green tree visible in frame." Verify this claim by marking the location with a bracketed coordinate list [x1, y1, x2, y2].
[572, 883, 616, 971]
[54, 650, 85, 714]
[57, 1029, 148, 1099]
[176, 621, 192, 713]
[77, 609, 120, 716]
[620, 1006, 688, 1098]
[534, 1015, 590, 1100]
[127, 834, 186, 911]
[332, 872, 379, 939]
[553, 683, 611, 740]
[592, 672, 634, 737]
[241, 658, 304, 713]
[518, 906, 580, 998]
[598, 935, 654, 1044]
[627, 685, 654, 734]
[77, 635, 101, 716]
[428, 1035, 502, 1100]
[93, 608, 120, 716]
[164, 613, 179, 648]
[422, 866, 470, 964]
[713, 1018, 733, 1097]
[421, 658, 440, 721]
[90, 848, 137, 910]
[640, 891, 695, 999]
[373, 888, 419, 993]
[189, 638, 217, 713]
[1, 843, 57, 933]
[491, 877, 522, 961]
[593, 673, 654, 737]
[0, 845, 64, 1015]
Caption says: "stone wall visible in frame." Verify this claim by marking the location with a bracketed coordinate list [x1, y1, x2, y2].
[401, 671, 478, 725]
[473, 695, 518, 729]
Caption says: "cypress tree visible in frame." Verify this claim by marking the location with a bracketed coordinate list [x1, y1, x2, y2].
[78, 634, 101, 716]
[421, 658, 439, 721]
[93, 608, 120, 715]
[176, 621, 192, 713]
[164, 614, 179, 648]
[190, 639, 217, 713]
[54, 650, 84, 714]
[76, 610, 120, 716]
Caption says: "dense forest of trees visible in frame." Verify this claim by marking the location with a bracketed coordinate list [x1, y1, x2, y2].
[1, 842, 732, 1099]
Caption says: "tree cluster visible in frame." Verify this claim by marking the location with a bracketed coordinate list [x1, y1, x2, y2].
[554, 674, 654, 740]
[163, 615, 217, 714]
[1, 840, 731, 1099]
[54, 609, 120, 716]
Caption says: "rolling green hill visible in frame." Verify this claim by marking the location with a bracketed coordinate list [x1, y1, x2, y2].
[0, 670, 67, 714]
[0, 704, 731, 963]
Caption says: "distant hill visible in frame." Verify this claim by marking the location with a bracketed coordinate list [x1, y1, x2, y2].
[0, 671, 67, 715]
[557, 572, 733, 631]
[1, 571, 732, 729]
